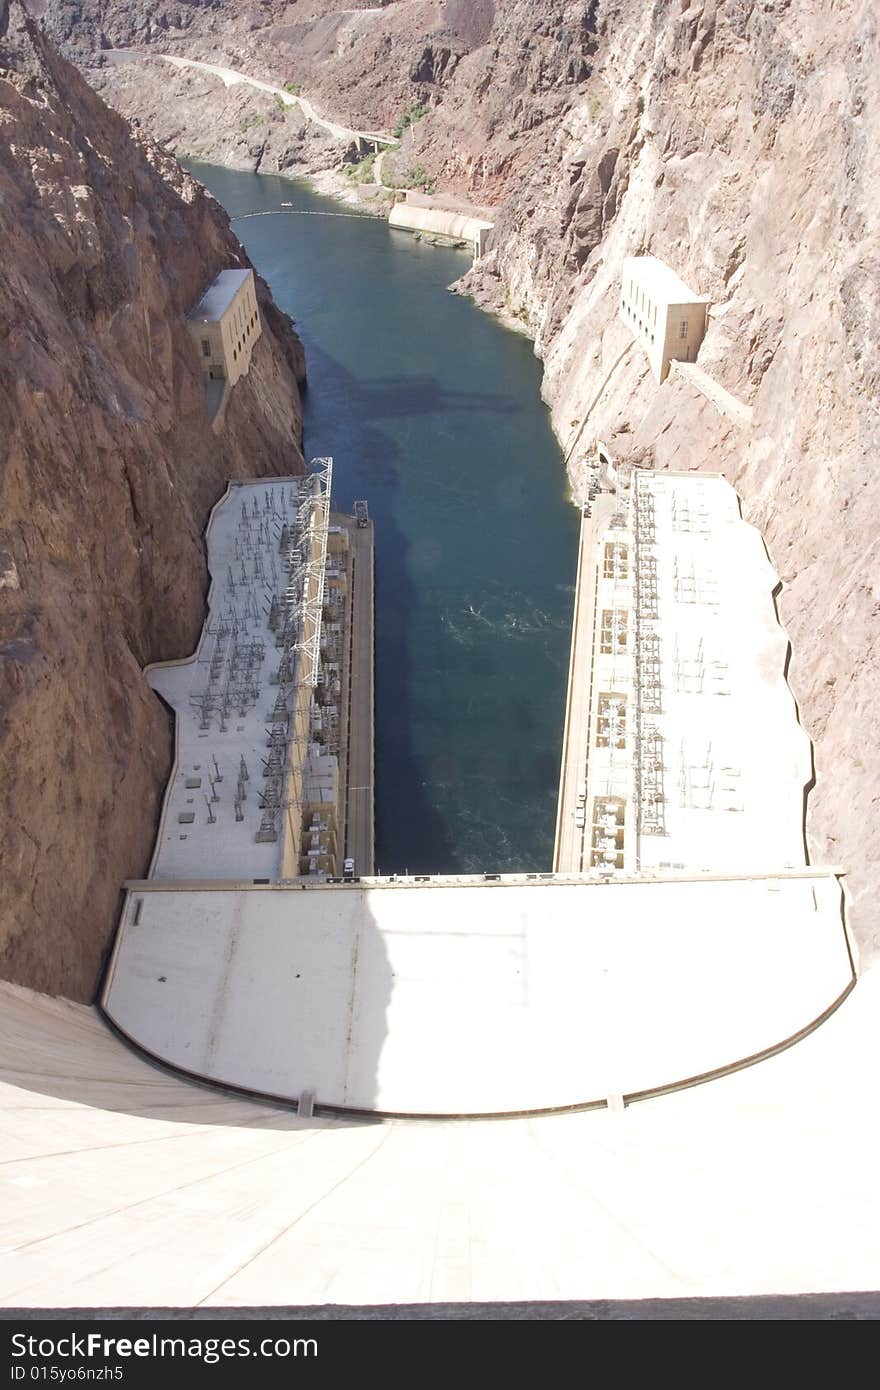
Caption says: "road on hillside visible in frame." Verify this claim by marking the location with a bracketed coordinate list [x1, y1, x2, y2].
[117, 50, 395, 147]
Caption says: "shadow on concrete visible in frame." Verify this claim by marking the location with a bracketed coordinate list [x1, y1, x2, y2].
[0, 986, 319, 1132]
[2, 873, 396, 1130]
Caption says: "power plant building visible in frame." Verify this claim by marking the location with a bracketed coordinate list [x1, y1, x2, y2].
[620, 256, 708, 383]
[142, 464, 374, 886]
[187, 267, 262, 388]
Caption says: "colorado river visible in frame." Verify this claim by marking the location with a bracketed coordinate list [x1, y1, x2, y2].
[185, 162, 578, 874]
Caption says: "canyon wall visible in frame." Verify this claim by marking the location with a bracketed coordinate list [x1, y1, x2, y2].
[15, 0, 880, 957]
[0, 0, 307, 1000]
[26, 2, 597, 184]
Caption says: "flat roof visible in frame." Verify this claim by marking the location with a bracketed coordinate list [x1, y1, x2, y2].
[103, 871, 851, 1115]
[188, 268, 252, 323]
[635, 473, 809, 870]
[623, 255, 705, 305]
[103, 470, 845, 1116]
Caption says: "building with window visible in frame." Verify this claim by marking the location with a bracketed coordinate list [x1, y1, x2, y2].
[619, 256, 708, 383]
[187, 268, 262, 389]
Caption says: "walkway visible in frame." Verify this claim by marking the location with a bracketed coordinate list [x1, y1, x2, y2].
[344, 518, 375, 875]
[554, 495, 615, 872]
[670, 359, 753, 428]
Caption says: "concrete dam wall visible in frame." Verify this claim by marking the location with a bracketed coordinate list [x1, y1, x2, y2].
[3, 971, 880, 1308]
[388, 203, 493, 257]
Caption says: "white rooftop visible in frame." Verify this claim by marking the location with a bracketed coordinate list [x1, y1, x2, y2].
[638, 474, 808, 869]
[187, 268, 252, 323]
[103, 870, 852, 1115]
[616, 473, 807, 871]
[99, 468, 851, 1118]
[623, 255, 705, 305]
[557, 471, 812, 878]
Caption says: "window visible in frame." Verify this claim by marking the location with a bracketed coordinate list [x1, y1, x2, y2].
[679, 320, 689, 338]
[600, 609, 629, 655]
[603, 542, 628, 579]
[596, 693, 627, 750]
[201, 339, 210, 357]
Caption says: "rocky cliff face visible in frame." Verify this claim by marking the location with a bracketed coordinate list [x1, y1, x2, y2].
[25, 2, 599, 185]
[0, 0, 306, 1000]
[16, 0, 880, 959]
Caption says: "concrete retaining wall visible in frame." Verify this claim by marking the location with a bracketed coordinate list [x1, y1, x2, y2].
[388, 204, 493, 258]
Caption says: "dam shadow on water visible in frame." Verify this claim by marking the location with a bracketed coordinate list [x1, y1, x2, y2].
[185, 161, 579, 874]
[300, 339, 469, 873]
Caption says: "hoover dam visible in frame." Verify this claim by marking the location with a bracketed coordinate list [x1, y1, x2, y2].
[2, 0, 879, 1318]
[1, 162, 870, 1316]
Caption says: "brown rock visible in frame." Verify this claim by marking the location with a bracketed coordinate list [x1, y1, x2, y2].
[0, 0, 307, 1000]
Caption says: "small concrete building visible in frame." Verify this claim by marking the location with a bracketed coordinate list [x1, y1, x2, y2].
[620, 256, 708, 383]
[187, 268, 262, 388]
